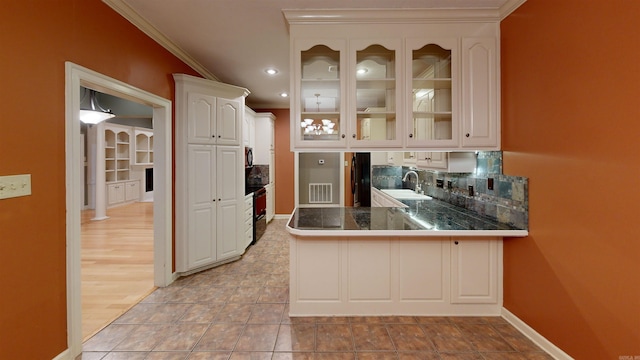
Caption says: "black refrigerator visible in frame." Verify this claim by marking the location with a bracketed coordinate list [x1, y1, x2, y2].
[351, 153, 371, 207]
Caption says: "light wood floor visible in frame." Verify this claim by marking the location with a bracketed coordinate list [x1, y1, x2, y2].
[81, 202, 155, 341]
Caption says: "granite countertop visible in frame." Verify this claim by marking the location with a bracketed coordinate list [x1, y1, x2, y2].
[287, 197, 528, 237]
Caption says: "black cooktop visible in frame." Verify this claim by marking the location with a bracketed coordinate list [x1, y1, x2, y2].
[245, 185, 265, 196]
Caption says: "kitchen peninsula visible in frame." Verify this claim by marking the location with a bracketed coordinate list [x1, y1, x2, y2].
[286, 198, 528, 317]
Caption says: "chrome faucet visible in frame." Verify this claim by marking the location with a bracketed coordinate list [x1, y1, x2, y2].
[402, 170, 422, 193]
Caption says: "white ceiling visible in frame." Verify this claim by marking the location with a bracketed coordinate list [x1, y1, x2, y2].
[107, 0, 522, 109]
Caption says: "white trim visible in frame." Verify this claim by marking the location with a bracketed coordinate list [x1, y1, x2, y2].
[274, 214, 292, 220]
[102, 0, 219, 82]
[52, 348, 70, 360]
[501, 307, 574, 360]
[283, 4, 527, 25]
[65, 62, 174, 358]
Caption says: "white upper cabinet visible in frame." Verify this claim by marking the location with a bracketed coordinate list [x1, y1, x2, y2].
[349, 39, 402, 148]
[292, 39, 347, 149]
[461, 37, 498, 148]
[286, 10, 501, 152]
[406, 38, 459, 149]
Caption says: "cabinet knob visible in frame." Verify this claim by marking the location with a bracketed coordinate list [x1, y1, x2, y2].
[341, 134, 346, 139]
[218, 135, 221, 138]
[409, 134, 413, 138]
[212, 134, 215, 138]
[454, 240, 459, 245]
[212, 199, 216, 202]
[352, 134, 356, 139]
[465, 133, 470, 137]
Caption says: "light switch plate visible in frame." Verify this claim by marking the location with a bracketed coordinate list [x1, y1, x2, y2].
[0, 174, 32, 199]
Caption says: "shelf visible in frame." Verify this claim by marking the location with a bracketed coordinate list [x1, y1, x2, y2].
[356, 78, 396, 90]
[412, 78, 452, 90]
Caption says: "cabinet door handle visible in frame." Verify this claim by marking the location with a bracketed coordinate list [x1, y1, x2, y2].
[341, 134, 346, 139]
[409, 134, 413, 138]
[454, 240, 459, 245]
[465, 133, 470, 137]
[352, 134, 356, 139]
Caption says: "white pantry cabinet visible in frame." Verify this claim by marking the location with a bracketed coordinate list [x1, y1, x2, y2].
[285, 10, 501, 152]
[187, 91, 242, 146]
[174, 74, 250, 274]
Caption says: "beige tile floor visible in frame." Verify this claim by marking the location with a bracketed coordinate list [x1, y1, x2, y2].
[77, 219, 553, 360]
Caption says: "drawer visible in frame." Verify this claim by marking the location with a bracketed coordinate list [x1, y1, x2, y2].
[245, 207, 253, 220]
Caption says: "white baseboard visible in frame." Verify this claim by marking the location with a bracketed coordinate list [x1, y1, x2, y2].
[501, 307, 573, 360]
[52, 348, 70, 360]
[274, 214, 291, 220]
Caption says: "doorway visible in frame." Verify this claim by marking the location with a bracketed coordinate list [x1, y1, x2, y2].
[79, 89, 156, 340]
[65, 62, 173, 357]
[295, 152, 344, 207]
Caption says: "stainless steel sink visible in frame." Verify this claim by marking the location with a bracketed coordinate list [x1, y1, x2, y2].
[380, 189, 433, 200]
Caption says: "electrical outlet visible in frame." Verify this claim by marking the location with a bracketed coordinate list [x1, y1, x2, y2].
[488, 178, 494, 190]
[436, 179, 444, 188]
[0, 174, 32, 200]
[468, 185, 474, 197]
[447, 180, 452, 189]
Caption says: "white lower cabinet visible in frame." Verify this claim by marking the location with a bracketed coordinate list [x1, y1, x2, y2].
[451, 237, 499, 304]
[107, 180, 140, 207]
[180, 145, 243, 272]
[289, 234, 501, 316]
[265, 183, 274, 223]
[244, 194, 253, 248]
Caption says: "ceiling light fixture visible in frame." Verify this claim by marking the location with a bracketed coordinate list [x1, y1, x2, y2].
[79, 89, 115, 124]
[265, 68, 278, 75]
[279, 92, 289, 98]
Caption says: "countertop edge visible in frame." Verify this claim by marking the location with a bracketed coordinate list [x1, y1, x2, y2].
[286, 224, 528, 238]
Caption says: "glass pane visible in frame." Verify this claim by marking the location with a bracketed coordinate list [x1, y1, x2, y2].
[412, 44, 452, 141]
[355, 45, 396, 141]
[300, 45, 341, 141]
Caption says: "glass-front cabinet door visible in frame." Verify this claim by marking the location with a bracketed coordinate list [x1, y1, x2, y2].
[293, 40, 347, 148]
[349, 40, 402, 148]
[406, 39, 459, 148]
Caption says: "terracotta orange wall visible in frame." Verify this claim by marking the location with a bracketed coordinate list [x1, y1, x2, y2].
[0, 1, 199, 358]
[255, 108, 295, 214]
[501, 0, 640, 358]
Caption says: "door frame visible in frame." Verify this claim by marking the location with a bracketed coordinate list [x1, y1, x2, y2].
[65, 62, 174, 357]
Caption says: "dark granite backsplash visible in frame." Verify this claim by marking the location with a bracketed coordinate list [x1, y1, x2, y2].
[246, 165, 269, 186]
[372, 151, 528, 230]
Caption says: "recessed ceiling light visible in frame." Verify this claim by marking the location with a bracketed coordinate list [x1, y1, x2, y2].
[265, 68, 278, 75]
[279, 92, 289, 98]
[357, 68, 368, 75]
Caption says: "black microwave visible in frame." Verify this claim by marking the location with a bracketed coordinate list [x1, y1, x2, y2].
[244, 147, 253, 168]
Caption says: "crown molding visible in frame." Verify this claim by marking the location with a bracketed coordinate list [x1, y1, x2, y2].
[284, 1, 526, 24]
[102, 0, 220, 81]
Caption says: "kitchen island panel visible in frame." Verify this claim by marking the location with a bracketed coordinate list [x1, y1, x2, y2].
[293, 238, 342, 301]
[398, 239, 449, 301]
[289, 233, 502, 316]
[348, 240, 393, 301]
